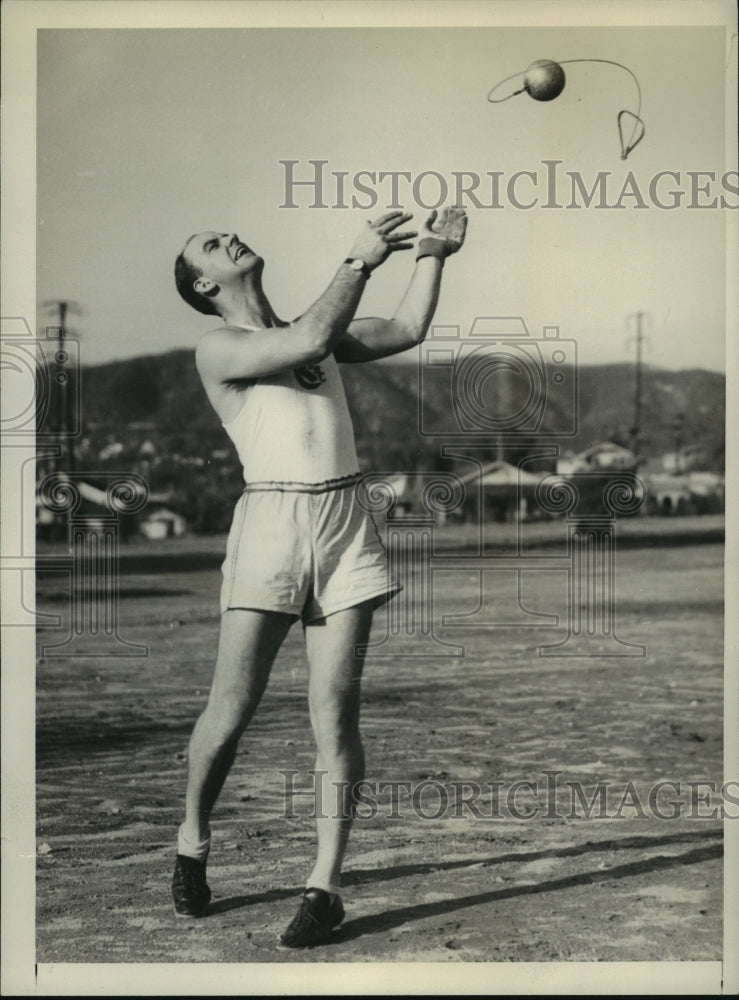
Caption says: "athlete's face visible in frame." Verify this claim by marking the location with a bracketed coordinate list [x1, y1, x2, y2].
[186, 231, 263, 290]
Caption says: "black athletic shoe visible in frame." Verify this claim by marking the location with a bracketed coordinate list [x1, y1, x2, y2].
[172, 854, 211, 918]
[279, 888, 345, 948]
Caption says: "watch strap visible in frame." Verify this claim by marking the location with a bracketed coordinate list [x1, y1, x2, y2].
[343, 257, 371, 279]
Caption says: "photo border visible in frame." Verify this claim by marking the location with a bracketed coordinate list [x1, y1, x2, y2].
[2, 1, 736, 995]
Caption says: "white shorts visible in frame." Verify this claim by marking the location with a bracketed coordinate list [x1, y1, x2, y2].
[220, 480, 400, 622]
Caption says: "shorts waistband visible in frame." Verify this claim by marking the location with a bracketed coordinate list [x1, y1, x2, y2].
[242, 472, 363, 495]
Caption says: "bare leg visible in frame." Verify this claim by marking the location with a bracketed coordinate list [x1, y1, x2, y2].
[182, 608, 294, 844]
[303, 601, 373, 894]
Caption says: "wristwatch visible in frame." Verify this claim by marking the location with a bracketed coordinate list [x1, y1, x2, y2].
[344, 257, 371, 279]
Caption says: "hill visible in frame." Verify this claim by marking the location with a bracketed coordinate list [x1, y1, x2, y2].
[74, 350, 725, 459]
[42, 349, 724, 531]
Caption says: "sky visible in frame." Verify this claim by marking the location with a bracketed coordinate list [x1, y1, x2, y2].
[33, 17, 733, 372]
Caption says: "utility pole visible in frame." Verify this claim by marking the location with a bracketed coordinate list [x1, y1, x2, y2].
[44, 299, 79, 474]
[672, 411, 686, 473]
[626, 311, 649, 457]
[494, 357, 510, 464]
[632, 310, 644, 440]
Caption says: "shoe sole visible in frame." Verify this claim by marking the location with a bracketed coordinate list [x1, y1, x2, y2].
[173, 902, 210, 919]
[277, 914, 345, 949]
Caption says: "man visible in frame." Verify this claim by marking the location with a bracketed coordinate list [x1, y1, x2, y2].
[172, 205, 467, 947]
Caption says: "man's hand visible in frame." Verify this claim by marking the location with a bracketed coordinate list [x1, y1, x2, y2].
[336, 206, 468, 364]
[348, 211, 417, 272]
[420, 206, 468, 256]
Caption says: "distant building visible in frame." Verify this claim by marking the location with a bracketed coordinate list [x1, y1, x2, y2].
[686, 471, 724, 513]
[138, 492, 188, 539]
[556, 441, 637, 475]
[98, 441, 124, 461]
[660, 443, 714, 474]
[642, 473, 693, 516]
[640, 450, 724, 515]
[36, 476, 146, 540]
[36, 478, 189, 541]
[456, 461, 546, 523]
[139, 506, 187, 540]
[138, 439, 157, 458]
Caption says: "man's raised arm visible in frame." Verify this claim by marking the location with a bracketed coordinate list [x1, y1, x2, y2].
[196, 212, 416, 385]
[334, 207, 468, 364]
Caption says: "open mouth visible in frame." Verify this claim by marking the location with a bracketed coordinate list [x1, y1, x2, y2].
[233, 244, 250, 261]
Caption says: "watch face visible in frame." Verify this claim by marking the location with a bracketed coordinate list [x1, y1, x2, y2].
[350, 259, 364, 270]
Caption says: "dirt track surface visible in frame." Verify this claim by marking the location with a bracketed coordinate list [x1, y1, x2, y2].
[36, 526, 724, 964]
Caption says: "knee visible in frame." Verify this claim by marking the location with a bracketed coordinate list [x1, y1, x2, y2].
[195, 693, 251, 749]
[311, 707, 362, 760]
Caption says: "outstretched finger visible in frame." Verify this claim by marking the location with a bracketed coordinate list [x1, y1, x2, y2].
[373, 210, 411, 229]
[386, 229, 418, 242]
[389, 242, 415, 251]
[380, 212, 414, 233]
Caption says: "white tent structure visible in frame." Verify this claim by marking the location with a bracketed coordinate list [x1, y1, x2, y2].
[456, 461, 547, 522]
[457, 461, 544, 489]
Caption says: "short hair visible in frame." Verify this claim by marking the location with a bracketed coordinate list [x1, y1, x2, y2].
[174, 238, 219, 316]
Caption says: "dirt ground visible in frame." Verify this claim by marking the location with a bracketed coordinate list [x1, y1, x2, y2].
[35, 520, 725, 968]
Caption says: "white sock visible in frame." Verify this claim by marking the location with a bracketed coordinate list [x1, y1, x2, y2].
[178, 824, 211, 863]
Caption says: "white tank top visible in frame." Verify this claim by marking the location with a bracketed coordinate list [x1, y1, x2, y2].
[222, 353, 360, 491]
